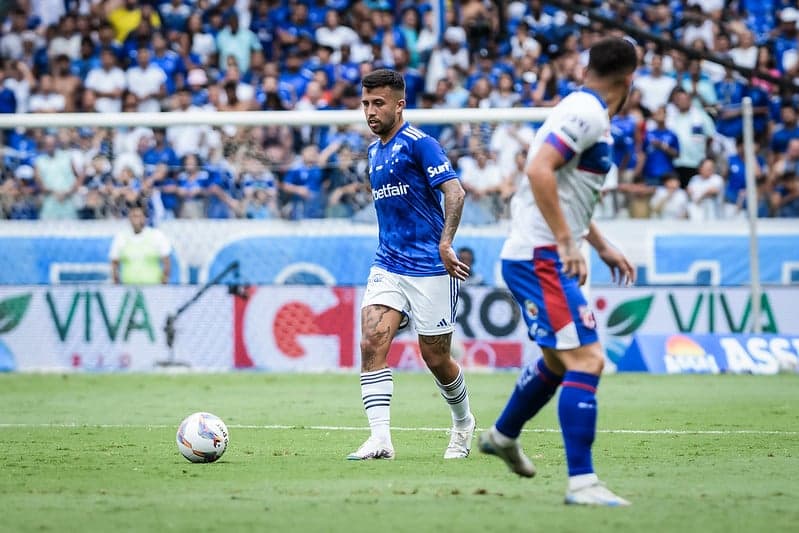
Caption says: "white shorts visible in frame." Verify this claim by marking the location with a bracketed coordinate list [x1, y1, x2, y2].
[361, 266, 459, 336]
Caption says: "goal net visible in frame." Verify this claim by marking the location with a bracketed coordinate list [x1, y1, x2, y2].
[0, 107, 551, 286]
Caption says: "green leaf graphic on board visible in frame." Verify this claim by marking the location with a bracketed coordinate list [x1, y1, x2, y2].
[606, 295, 654, 336]
[0, 293, 32, 334]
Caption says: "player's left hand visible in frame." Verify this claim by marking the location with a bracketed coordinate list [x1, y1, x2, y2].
[440, 245, 470, 281]
[598, 246, 636, 286]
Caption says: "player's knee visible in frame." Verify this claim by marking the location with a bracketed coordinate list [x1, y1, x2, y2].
[561, 343, 605, 375]
[587, 354, 605, 375]
[581, 347, 605, 375]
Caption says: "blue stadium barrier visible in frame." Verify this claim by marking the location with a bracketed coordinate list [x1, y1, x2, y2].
[0, 230, 797, 287]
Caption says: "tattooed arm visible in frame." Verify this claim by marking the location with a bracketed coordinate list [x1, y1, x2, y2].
[437, 178, 469, 281]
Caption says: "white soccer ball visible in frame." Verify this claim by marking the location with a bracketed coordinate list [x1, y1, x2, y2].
[176, 412, 229, 463]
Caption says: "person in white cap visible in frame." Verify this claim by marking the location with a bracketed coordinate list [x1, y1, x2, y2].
[425, 25, 470, 92]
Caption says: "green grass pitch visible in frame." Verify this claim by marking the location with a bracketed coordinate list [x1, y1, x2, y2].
[1, 372, 797, 532]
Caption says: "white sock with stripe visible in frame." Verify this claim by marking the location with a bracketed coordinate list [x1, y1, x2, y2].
[360, 368, 393, 444]
[436, 366, 472, 430]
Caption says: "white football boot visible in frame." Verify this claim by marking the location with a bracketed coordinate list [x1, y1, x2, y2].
[443, 414, 476, 459]
[346, 436, 395, 460]
[565, 481, 631, 507]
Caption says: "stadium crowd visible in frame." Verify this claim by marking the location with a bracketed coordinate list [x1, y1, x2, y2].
[1, 0, 799, 223]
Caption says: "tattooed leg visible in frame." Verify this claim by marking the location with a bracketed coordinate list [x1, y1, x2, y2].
[360, 305, 403, 372]
[418, 333, 460, 384]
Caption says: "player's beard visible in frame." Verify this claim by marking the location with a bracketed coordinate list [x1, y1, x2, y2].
[370, 115, 396, 137]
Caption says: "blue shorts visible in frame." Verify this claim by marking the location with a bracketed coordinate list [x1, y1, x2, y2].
[502, 246, 599, 350]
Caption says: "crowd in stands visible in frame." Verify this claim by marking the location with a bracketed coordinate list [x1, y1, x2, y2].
[1, 0, 799, 223]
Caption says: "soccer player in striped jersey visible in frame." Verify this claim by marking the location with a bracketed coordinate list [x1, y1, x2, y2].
[347, 69, 475, 461]
[478, 38, 638, 506]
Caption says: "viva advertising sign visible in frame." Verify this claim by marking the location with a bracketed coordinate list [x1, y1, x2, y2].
[592, 287, 799, 372]
[0, 293, 32, 371]
[0, 286, 231, 371]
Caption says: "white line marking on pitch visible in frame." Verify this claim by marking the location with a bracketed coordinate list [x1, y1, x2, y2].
[0, 423, 796, 436]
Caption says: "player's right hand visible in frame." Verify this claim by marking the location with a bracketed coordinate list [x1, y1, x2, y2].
[440, 245, 470, 281]
[557, 241, 588, 286]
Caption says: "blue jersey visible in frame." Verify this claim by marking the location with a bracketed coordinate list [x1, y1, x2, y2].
[610, 114, 637, 170]
[368, 122, 458, 277]
[642, 128, 680, 183]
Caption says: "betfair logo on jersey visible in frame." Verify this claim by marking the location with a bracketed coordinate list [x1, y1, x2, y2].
[372, 182, 410, 200]
[426, 161, 451, 179]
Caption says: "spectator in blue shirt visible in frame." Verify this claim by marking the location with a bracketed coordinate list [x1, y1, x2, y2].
[611, 106, 639, 183]
[770, 105, 799, 156]
[143, 128, 180, 176]
[281, 145, 327, 220]
[96, 21, 125, 63]
[250, 0, 276, 61]
[308, 0, 330, 29]
[724, 138, 767, 217]
[5, 129, 37, 169]
[71, 38, 99, 80]
[333, 44, 362, 86]
[638, 106, 680, 186]
[278, 50, 311, 107]
[0, 73, 17, 115]
[714, 67, 746, 140]
[770, 171, 799, 217]
[303, 44, 336, 89]
[390, 47, 424, 108]
[276, 3, 313, 53]
[151, 31, 187, 95]
[205, 162, 238, 219]
[154, 170, 180, 219]
[159, 0, 192, 32]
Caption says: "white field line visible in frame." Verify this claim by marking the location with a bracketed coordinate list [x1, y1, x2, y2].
[0, 423, 796, 436]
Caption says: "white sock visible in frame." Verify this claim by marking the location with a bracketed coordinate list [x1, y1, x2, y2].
[436, 367, 472, 429]
[568, 473, 599, 492]
[360, 368, 393, 443]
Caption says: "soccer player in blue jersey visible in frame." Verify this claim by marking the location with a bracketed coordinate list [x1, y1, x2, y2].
[478, 38, 638, 506]
[347, 69, 475, 461]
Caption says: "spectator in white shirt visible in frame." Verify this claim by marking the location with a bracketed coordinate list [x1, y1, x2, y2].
[47, 13, 81, 61]
[315, 10, 358, 51]
[0, 9, 28, 61]
[488, 72, 521, 108]
[425, 26, 470, 92]
[215, 59, 256, 109]
[30, 0, 67, 28]
[510, 21, 541, 60]
[85, 48, 127, 113]
[490, 120, 535, 177]
[3, 60, 34, 114]
[167, 87, 219, 159]
[729, 29, 757, 69]
[29, 74, 66, 113]
[681, 6, 716, 50]
[649, 174, 689, 219]
[187, 13, 216, 65]
[126, 47, 167, 113]
[460, 148, 505, 222]
[686, 158, 724, 221]
[634, 53, 676, 114]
